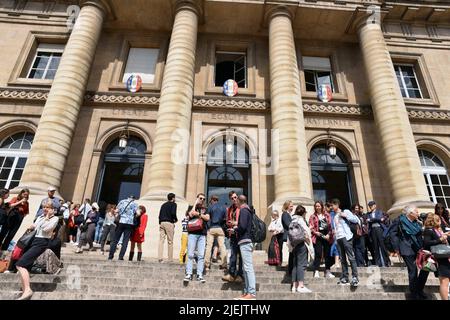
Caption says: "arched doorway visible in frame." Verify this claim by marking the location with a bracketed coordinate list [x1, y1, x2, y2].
[97, 136, 146, 204]
[205, 134, 251, 207]
[310, 143, 353, 209]
[419, 149, 450, 208]
[0, 131, 34, 189]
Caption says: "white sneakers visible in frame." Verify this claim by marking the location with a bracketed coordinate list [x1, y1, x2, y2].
[313, 271, 320, 278]
[325, 270, 336, 278]
[297, 287, 312, 293]
[292, 286, 312, 293]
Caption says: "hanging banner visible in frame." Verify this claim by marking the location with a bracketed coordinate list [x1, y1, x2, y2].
[126, 74, 143, 93]
[223, 79, 238, 97]
[318, 84, 332, 103]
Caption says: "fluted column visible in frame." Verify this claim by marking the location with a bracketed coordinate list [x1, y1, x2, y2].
[268, 7, 313, 206]
[142, 0, 200, 200]
[358, 22, 433, 214]
[18, 0, 107, 194]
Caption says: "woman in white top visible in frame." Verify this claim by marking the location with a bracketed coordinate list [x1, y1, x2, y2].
[267, 210, 284, 265]
[15, 200, 59, 300]
[289, 205, 313, 293]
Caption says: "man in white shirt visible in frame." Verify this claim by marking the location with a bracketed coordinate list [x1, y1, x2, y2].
[331, 198, 360, 287]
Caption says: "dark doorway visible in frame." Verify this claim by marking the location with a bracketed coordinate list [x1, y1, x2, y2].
[97, 136, 146, 204]
[310, 144, 353, 209]
[205, 135, 251, 208]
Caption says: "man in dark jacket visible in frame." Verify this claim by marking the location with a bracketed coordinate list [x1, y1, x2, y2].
[366, 201, 390, 267]
[158, 193, 178, 262]
[389, 205, 429, 300]
[232, 195, 256, 300]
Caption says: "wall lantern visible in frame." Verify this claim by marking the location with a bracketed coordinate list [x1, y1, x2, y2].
[327, 128, 337, 159]
[119, 120, 130, 150]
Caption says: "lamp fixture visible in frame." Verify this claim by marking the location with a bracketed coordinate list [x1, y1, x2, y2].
[327, 128, 337, 159]
[119, 120, 130, 150]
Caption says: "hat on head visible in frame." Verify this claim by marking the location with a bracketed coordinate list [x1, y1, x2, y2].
[368, 200, 376, 207]
[48, 186, 56, 192]
[92, 202, 100, 210]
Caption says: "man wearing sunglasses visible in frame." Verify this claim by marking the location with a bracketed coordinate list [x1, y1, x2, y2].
[222, 191, 244, 283]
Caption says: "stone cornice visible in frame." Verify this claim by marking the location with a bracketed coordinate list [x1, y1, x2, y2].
[1, 88, 449, 121]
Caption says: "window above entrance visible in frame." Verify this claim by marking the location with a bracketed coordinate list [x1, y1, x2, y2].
[106, 136, 146, 156]
[302, 56, 334, 93]
[215, 51, 247, 88]
[122, 48, 159, 84]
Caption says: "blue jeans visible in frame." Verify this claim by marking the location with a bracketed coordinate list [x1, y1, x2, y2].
[186, 233, 206, 276]
[240, 242, 256, 296]
[228, 237, 243, 277]
[94, 217, 104, 243]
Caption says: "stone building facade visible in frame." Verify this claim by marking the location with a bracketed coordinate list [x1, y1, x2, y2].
[0, 0, 449, 257]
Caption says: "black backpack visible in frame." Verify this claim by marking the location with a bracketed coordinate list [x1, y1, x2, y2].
[250, 208, 266, 243]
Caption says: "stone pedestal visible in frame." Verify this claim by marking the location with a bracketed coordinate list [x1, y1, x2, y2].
[358, 22, 434, 216]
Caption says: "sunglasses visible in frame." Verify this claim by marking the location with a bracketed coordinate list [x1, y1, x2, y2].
[231, 196, 238, 199]
[199, 197, 205, 200]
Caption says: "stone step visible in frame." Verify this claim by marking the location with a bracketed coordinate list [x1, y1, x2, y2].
[0, 279, 439, 295]
[0, 288, 440, 301]
[50, 264, 412, 278]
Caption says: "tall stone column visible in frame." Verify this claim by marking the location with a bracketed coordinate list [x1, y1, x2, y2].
[18, 0, 107, 194]
[268, 7, 313, 207]
[358, 22, 433, 214]
[142, 0, 200, 200]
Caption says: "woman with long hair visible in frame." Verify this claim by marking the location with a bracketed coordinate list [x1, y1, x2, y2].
[0, 189, 29, 257]
[15, 200, 59, 300]
[434, 203, 450, 232]
[129, 205, 148, 261]
[423, 213, 450, 300]
[309, 200, 334, 278]
[68, 203, 80, 244]
[100, 204, 117, 254]
[290, 205, 313, 293]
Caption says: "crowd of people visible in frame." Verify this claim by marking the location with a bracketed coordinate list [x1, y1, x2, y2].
[0, 184, 449, 301]
[0, 186, 149, 300]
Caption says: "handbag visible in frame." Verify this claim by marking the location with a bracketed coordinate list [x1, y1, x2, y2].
[17, 229, 37, 249]
[79, 224, 88, 232]
[430, 244, 450, 259]
[187, 218, 204, 233]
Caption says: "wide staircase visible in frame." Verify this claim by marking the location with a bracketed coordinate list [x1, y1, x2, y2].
[0, 246, 442, 300]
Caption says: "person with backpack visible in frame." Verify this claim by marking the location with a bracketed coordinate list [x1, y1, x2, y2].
[389, 205, 429, 300]
[204, 195, 227, 271]
[184, 193, 209, 283]
[233, 195, 256, 300]
[222, 191, 243, 283]
[309, 201, 334, 278]
[289, 205, 313, 293]
[331, 198, 360, 287]
[366, 201, 390, 267]
[108, 195, 137, 261]
[129, 205, 148, 261]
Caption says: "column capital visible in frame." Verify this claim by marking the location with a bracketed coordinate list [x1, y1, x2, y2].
[173, 0, 203, 18]
[346, 5, 388, 35]
[80, 0, 115, 20]
[264, 5, 296, 25]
